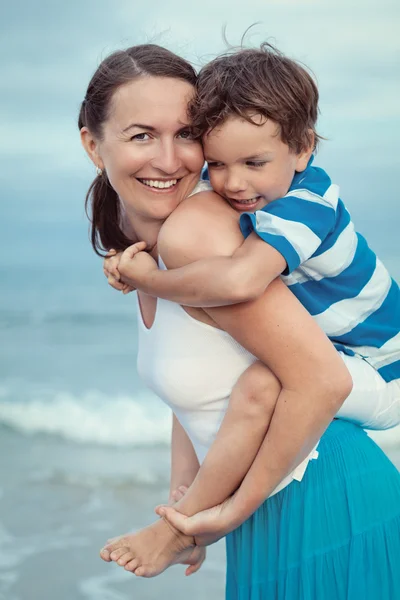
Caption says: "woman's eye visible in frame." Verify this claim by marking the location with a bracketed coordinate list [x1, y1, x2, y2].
[178, 129, 193, 139]
[246, 161, 267, 168]
[131, 132, 151, 141]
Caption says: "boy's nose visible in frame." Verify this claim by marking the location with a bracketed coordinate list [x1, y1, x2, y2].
[224, 173, 247, 194]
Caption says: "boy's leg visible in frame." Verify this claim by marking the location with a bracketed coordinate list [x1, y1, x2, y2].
[174, 359, 282, 511]
[336, 353, 400, 430]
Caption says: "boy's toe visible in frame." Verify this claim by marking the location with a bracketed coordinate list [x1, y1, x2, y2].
[124, 558, 139, 572]
[100, 548, 111, 561]
[104, 537, 128, 554]
[106, 535, 120, 544]
[117, 552, 134, 567]
[110, 547, 129, 562]
[134, 566, 152, 578]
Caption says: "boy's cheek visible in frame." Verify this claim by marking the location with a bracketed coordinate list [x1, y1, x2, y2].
[208, 174, 223, 194]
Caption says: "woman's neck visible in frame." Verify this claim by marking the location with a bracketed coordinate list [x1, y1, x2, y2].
[120, 206, 163, 259]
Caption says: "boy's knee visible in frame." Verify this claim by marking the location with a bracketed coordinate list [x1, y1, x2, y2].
[232, 362, 281, 415]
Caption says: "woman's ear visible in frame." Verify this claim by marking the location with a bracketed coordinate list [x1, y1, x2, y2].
[295, 130, 315, 173]
[80, 127, 104, 170]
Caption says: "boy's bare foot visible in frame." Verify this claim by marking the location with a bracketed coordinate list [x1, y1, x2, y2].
[100, 518, 197, 577]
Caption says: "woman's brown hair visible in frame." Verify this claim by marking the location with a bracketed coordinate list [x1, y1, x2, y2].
[78, 44, 197, 256]
[190, 43, 321, 154]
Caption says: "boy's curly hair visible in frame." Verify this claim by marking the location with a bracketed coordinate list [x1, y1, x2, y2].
[189, 43, 321, 153]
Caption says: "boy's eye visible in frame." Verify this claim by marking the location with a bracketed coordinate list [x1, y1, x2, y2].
[246, 161, 267, 168]
[207, 161, 223, 168]
[131, 132, 151, 141]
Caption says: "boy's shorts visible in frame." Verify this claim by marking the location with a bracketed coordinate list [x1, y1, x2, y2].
[336, 352, 400, 430]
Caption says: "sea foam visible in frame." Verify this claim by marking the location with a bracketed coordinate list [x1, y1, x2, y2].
[0, 385, 171, 447]
[0, 384, 399, 451]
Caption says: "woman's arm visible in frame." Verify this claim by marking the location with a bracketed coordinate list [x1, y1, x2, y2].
[169, 414, 200, 502]
[154, 193, 352, 520]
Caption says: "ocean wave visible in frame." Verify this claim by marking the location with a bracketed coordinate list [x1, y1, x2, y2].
[0, 384, 399, 452]
[0, 386, 171, 447]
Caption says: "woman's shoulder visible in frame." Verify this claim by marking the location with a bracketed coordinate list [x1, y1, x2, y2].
[188, 179, 214, 196]
[158, 191, 242, 268]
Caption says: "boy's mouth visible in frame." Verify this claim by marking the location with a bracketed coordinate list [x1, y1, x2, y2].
[224, 195, 263, 212]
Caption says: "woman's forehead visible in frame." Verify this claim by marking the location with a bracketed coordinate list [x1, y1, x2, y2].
[108, 77, 194, 130]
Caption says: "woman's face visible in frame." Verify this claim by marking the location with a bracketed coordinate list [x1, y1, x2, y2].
[86, 76, 204, 222]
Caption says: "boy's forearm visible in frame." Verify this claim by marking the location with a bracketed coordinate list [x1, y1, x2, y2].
[140, 255, 261, 307]
[140, 231, 286, 307]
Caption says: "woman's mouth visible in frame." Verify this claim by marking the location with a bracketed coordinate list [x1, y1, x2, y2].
[137, 178, 179, 192]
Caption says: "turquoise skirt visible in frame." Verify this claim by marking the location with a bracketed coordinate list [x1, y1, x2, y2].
[225, 419, 400, 599]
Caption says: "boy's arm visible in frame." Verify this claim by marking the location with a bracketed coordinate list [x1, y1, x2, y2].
[155, 232, 286, 306]
[118, 223, 286, 308]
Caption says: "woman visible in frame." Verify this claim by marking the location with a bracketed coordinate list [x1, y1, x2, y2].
[79, 44, 400, 598]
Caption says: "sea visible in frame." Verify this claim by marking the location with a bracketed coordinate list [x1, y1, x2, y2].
[1, 174, 399, 600]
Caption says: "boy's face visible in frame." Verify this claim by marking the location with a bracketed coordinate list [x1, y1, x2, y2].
[203, 115, 312, 212]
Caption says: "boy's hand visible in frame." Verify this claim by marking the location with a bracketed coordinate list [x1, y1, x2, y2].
[103, 249, 130, 293]
[104, 249, 122, 281]
[118, 243, 159, 293]
[155, 495, 237, 547]
[103, 246, 143, 295]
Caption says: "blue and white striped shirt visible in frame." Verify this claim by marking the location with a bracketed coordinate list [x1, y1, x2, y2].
[240, 158, 400, 386]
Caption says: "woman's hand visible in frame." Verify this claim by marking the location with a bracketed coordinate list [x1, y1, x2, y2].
[179, 545, 206, 576]
[169, 485, 189, 505]
[156, 493, 238, 547]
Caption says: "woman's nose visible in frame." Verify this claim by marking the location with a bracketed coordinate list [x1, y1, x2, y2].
[151, 140, 182, 174]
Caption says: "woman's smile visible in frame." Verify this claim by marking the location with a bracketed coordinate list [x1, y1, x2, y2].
[137, 177, 179, 191]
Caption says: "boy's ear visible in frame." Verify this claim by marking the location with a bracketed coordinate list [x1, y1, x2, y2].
[80, 127, 104, 170]
[295, 130, 315, 172]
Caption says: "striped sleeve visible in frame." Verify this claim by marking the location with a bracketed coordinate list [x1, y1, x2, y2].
[240, 185, 338, 275]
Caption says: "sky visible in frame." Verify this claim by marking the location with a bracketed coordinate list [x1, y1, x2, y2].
[1, 0, 399, 274]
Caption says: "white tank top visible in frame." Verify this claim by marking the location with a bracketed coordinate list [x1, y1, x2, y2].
[136, 180, 318, 497]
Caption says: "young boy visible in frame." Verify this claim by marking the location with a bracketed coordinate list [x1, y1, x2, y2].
[107, 44, 400, 439]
